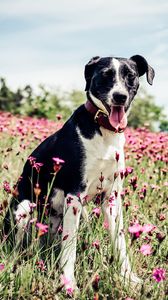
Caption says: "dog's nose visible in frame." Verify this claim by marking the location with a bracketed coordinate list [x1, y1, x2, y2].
[112, 92, 127, 105]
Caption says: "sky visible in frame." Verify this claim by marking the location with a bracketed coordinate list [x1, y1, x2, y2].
[0, 0, 168, 115]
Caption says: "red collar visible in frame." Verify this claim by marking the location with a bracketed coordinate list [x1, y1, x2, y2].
[85, 100, 125, 133]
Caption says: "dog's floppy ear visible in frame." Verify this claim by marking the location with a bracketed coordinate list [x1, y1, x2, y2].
[84, 56, 101, 91]
[130, 55, 155, 85]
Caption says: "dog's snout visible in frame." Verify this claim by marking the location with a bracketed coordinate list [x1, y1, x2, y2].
[112, 92, 127, 105]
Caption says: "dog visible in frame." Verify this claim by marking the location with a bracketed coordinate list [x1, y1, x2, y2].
[3, 55, 154, 292]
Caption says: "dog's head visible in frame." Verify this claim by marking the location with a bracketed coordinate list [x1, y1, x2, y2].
[84, 55, 155, 130]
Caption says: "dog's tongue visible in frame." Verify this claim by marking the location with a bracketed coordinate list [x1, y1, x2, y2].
[109, 106, 127, 130]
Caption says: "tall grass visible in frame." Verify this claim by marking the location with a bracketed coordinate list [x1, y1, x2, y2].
[0, 112, 167, 299]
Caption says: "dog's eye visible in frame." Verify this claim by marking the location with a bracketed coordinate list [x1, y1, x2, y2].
[126, 73, 136, 86]
[127, 73, 135, 79]
[96, 69, 114, 86]
[102, 69, 113, 77]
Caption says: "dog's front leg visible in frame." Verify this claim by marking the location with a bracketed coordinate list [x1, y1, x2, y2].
[102, 191, 141, 284]
[60, 194, 82, 292]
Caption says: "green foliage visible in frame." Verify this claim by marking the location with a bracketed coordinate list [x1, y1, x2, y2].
[128, 88, 166, 130]
[0, 78, 85, 121]
[19, 85, 67, 119]
[0, 78, 23, 112]
[0, 77, 167, 130]
[159, 119, 168, 132]
[68, 89, 86, 108]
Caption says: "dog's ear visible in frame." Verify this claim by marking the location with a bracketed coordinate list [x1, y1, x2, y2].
[130, 55, 155, 85]
[84, 56, 101, 91]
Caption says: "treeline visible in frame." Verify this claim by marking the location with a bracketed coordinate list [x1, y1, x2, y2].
[0, 77, 167, 131]
[0, 77, 85, 120]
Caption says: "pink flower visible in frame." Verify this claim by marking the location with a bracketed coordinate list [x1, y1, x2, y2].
[139, 187, 147, 198]
[29, 202, 37, 209]
[82, 194, 89, 204]
[60, 275, 74, 296]
[124, 167, 134, 177]
[158, 213, 166, 221]
[128, 223, 143, 237]
[108, 195, 115, 207]
[152, 268, 166, 282]
[3, 181, 11, 194]
[142, 224, 155, 233]
[150, 184, 159, 190]
[33, 162, 44, 173]
[52, 157, 65, 164]
[120, 170, 125, 179]
[129, 176, 138, 190]
[57, 225, 63, 234]
[140, 244, 152, 255]
[92, 207, 101, 218]
[56, 114, 62, 120]
[36, 259, 46, 271]
[60, 274, 71, 286]
[125, 298, 134, 300]
[52, 157, 65, 172]
[156, 232, 165, 242]
[92, 274, 100, 291]
[128, 223, 142, 233]
[92, 240, 100, 250]
[28, 156, 36, 165]
[29, 202, 37, 213]
[103, 220, 109, 230]
[66, 287, 74, 296]
[0, 263, 5, 271]
[36, 222, 48, 236]
[133, 205, 139, 212]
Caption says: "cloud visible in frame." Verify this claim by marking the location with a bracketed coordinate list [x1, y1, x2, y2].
[0, 0, 167, 15]
[0, 0, 168, 27]
[0, 0, 167, 115]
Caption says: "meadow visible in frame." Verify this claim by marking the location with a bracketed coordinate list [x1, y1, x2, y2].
[0, 111, 167, 300]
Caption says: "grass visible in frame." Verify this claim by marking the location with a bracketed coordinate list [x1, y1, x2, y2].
[0, 112, 167, 299]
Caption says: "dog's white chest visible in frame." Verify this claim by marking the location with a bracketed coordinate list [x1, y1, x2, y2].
[79, 127, 125, 198]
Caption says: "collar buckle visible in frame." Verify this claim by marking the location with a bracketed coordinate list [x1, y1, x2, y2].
[94, 109, 107, 122]
[118, 128, 124, 133]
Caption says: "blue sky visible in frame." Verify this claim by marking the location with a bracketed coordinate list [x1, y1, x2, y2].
[0, 0, 168, 114]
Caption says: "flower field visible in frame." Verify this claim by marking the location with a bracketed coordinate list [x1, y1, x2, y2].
[0, 111, 167, 299]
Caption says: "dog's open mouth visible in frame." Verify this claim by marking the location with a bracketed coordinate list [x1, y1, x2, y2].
[109, 106, 127, 130]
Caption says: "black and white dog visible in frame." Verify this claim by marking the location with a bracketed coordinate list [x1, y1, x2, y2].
[3, 55, 154, 291]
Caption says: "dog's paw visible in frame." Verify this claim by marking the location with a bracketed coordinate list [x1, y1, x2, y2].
[127, 272, 142, 285]
[120, 258, 142, 286]
[121, 269, 142, 286]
